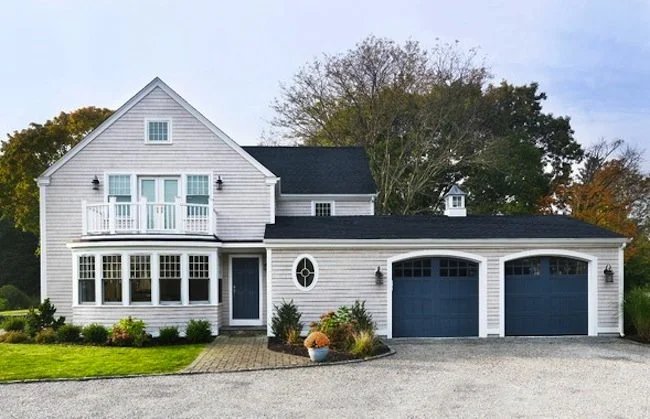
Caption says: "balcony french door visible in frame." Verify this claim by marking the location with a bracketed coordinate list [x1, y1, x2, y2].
[139, 177, 179, 231]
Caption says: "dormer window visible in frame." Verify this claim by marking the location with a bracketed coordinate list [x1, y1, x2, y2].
[145, 119, 171, 143]
[312, 201, 334, 216]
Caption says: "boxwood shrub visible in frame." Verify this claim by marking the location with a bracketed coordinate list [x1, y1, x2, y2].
[186, 319, 212, 343]
[82, 323, 109, 345]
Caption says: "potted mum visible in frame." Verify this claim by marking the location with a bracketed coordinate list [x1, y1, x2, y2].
[304, 331, 330, 362]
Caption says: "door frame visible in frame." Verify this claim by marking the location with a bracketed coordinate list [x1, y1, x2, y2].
[386, 250, 488, 339]
[228, 254, 264, 326]
[499, 249, 598, 337]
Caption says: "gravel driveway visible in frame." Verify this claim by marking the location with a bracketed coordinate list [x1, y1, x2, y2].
[3, 337, 650, 418]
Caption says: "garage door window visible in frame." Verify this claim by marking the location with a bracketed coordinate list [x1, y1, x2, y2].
[293, 255, 319, 291]
[549, 257, 587, 276]
[505, 258, 541, 277]
[393, 259, 432, 278]
[439, 258, 477, 277]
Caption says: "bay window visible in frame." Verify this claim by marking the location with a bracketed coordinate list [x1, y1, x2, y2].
[160, 255, 181, 303]
[102, 255, 122, 303]
[130, 255, 151, 303]
[189, 255, 210, 302]
[78, 256, 95, 304]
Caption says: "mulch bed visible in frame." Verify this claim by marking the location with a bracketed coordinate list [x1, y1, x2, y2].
[268, 337, 391, 362]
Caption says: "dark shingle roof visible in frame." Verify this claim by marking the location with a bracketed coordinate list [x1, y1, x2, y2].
[265, 215, 625, 240]
[243, 146, 377, 194]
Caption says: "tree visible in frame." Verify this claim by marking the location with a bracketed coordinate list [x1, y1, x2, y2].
[271, 36, 582, 215]
[549, 139, 650, 260]
[0, 107, 113, 234]
[0, 218, 39, 297]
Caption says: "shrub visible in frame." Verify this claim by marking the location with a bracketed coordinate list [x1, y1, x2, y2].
[82, 323, 109, 345]
[35, 328, 57, 344]
[271, 300, 303, 344]
[304, 331, 330, 348]
[625, 286, 650, 341]
[286, 327, 301, 345]
[0, 297, 8, 312]
[2, 317, 26, 332]
[158, 326, 180, 345]
[311, 310, 354, 351]
[349, 330, 376, 358]
[350, 300, 375, 333]
[109, 317, 148, 347]
[0, 285, 33, 310]
[56, 324, 82, 343]
[186, 319, 212, 343]
[0, 331, 30, 343]
[25, 298, 65, 336]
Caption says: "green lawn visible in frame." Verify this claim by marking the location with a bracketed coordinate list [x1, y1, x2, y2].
[0, 309, 29, 317]
[0, 343, 205, 381]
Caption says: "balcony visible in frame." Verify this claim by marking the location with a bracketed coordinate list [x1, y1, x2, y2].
[82, 198, 215, 236]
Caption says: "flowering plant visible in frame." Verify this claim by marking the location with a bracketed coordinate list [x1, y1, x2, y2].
[303, 331, 330, 349]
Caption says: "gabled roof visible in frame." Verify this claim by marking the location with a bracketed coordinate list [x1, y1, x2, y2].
[243, 146, 377, 195]
[444, 184, 466, 196]
[39, 77, 275, 180]
[265, 215, 625, 240]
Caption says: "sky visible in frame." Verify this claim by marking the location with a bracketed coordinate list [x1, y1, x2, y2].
[1, 0, 649, 168]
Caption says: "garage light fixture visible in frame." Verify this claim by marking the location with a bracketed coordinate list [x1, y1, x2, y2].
[603, 264, 614, 282]
[375, 266, 384, 285]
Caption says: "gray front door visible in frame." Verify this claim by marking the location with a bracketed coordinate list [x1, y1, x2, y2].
[231, 257, 260, 323]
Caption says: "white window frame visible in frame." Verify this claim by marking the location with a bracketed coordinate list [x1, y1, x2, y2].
[76, 254, 96, 305]
[452, 196, 463, 208]
[129, 254, 152, 305]
[144, 118, 172, 144]
[291, 254, 319, 292]
[189, 254, 210, 304]
[311, 201, 335, 216]
[159, 253, 183, 305]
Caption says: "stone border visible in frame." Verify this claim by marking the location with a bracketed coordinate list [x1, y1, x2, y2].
[0, 347, 396, 385]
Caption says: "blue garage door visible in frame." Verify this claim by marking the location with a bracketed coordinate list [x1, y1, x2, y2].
[392, 258, 479, 337]
[505, 257, 588, 336]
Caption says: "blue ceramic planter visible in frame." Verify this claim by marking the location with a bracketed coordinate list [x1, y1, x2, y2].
[308, 346, 329, 362]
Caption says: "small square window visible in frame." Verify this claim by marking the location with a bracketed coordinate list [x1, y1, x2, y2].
[452, 196, 463, 208]
[313, 202, 332, 216]
[146, 120, 171, 143]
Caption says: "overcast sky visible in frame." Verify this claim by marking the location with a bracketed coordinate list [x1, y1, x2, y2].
[1, 0, 648, 167]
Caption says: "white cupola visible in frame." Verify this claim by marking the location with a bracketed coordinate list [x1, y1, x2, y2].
[443, 184, 467, 217]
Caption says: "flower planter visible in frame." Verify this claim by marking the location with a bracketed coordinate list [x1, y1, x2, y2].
[307, 346, 329, 362]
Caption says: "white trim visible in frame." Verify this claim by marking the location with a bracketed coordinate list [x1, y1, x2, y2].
[291, 254, 320, 292]
[265, 238, 629, 249]
[280, 193, 377, 199]
[386, 250, 488, 339]
[39, 183, 48, 301]
[618, 243, 626, 336]
[266, 248, 273, 336]
[144, 118, 172, 144]
[228, 254, 264, 326]
[311, 201, 335, 216]
[269, 183, 276, 223]
[498, 249, 598, 337]
[38, 77, 278, 181]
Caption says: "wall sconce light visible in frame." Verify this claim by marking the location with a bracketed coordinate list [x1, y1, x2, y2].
[216, 175, 223, 191]
[375, 266, 384, 285]
[603, 264, 614, 282]
[91, 175, 100, 191]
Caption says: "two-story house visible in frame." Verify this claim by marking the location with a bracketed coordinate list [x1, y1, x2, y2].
[38, 78, 628, 339]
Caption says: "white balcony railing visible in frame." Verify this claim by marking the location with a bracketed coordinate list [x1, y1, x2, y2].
[82, 197, 215, 236]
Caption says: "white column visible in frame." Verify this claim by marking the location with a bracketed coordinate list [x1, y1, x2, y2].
[121, 253, 129, 306]
[139, 198, 148, 233]
[72, 254, 79, 305]
[266, 248, 273, 336]
[181, 253, 189, 305]
[151, 253, 160, 305]
[108, 196, 117, 234]
[95, 254, 102, 305]
[209, 251, 219, 305]
[175, 197, 183, 233]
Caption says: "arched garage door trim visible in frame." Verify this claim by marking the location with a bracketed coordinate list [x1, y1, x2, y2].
[387, 250, 488, 339]
[499, 249, 598, 337]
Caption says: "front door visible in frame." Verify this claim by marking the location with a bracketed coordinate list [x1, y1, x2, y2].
[139, 177, 179, 231]
[231, 257, 261, 325]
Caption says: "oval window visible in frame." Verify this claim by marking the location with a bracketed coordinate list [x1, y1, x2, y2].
[293, 255, 319, 291]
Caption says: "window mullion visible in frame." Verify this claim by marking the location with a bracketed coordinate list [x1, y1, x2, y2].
[152, 253, 160, 305]
[181, 253, 189, 306]
[121, 253, 129, 306]
[94, 254, 102, 306]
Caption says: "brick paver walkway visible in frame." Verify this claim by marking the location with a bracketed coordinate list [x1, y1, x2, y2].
[184, 334, 310, 373]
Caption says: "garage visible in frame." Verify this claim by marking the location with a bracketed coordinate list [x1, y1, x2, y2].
[392, 257, 479, 337]
[505, 256, 588, 336]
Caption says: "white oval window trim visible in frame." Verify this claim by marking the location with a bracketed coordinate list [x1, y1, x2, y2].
[292, 254, 319, 291]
